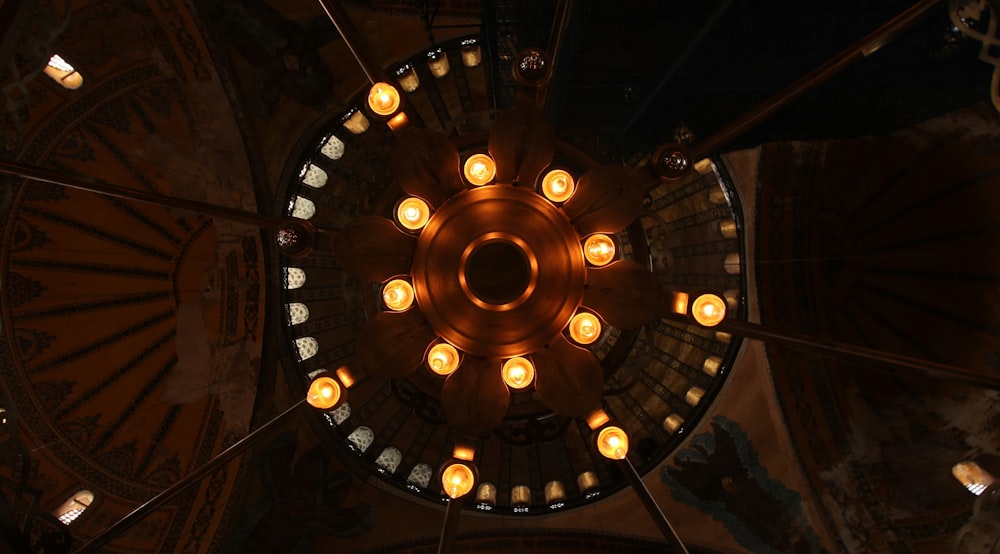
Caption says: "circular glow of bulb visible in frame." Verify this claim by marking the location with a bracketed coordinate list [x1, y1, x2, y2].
[583, 234, 616, 266]
[568, 312, 602, 345]
[427, 342, 461, 376]
[306, 376, 342, 410]
[541, 169, 575, 202]
[596, 426, 629, 460]
[396, 197, 430, 230]
[691, 293, 726, 327]
[382, 279, 414, 311]
[463, 154, 496, 186]
[501, 357, 534, 389]
[367, 82, 401, 116]
[441, 462, 475, 499]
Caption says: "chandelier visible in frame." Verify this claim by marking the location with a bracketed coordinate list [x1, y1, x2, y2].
[283, 33, 736, 553]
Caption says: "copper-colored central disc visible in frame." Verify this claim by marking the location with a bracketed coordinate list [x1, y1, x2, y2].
[412, 185, 585, 358]
[464, 239, 532, 305]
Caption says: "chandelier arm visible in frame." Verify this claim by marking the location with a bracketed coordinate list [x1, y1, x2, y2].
[0, 160, 290, 231]
[316, 0, 389, 85]
[690, 0, 944, 160]
[73, 399, 308, 554]
[661, 312, 1000, 389]
[537, 0, 574, 111]
[436, 496, 464, 554]
[619, 456, 690, 554]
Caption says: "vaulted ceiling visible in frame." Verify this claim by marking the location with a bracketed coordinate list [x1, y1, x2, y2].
[0, 1, 998, 553]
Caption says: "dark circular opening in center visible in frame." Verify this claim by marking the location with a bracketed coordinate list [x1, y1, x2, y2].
[465, 240, 531, 305]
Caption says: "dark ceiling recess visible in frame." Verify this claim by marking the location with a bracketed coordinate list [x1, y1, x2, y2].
[549, 0, 990, 155]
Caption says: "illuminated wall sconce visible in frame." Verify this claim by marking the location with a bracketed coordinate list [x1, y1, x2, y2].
[544, 481, 566, 504]
[568, 311, 602, 345]
[382, 278, 415, 311]
[427, 48, 450, 78]
[685, 386, 705, 407]
[501, 357, 534, 389]
[461, 39, 482, 67]
[702, 356, 722, 377]
[44, 54, 83, 89]
[953, 461, 996, 496]
[452, 443, 476, 462]
[427, 342, 461, 376]
[395, 64, 420, 92]
[671, 291, 690, 316]
[540, 169, 575, 203]
[718, 219, 737, 239]
[586, 408, 610, 431]
[583, 234, 617, 266]
[577, 471, 600, 494]
[663, 414, 685, 434]
[708, 187, 728, 205]
[511, 485, 532, 507]
[342, 108, 370, 134]
[724, 252, 741, 274]
[694, 158, 715, 175]
[723, 289, 740, 311]
[387, 112, 410, 132]
[463, 153, 496, 186]
[335, 366, 356, 388]
[476, 482, 497, 506]
[396, 196, 431, 231]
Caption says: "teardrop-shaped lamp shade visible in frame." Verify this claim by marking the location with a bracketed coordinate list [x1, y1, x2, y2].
[440, 357, 511, 436]
[488, 104, 555, 187]
[533, 336, 603, 417]
[334, 216, 416, 283]
[391, 127, 465, 207]
[357, 309, 437, 379]
[562, 165, 644, 236]
[583, 260, 664, 329]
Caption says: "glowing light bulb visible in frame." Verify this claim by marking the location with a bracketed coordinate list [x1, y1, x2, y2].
[583, 234, 616, 266]
[691, 293, 726, 327]
[441, 462, 475, 498]
[541, 169, 575, 203]
[427, 342, 460, 376]
[596, 426, 629, 460]
[306, 375, 342, 410]
[463, 154, 496, 186]
[382, 279, 414, 311]
[367, 82, 401, 116]
[396, 197, 430, 230]
[335, 366, 355, 388]
[502, 357, 534, 389]
[568, 312, 601, 345]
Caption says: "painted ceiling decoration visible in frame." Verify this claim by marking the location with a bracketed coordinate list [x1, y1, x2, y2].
[0, 0, 997, 553]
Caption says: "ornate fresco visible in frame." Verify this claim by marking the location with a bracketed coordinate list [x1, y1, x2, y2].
[0, 0, 264, 551]
[757, 106, 1000, 552]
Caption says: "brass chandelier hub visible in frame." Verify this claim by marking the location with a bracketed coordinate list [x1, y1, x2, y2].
[411, 185, 586, 358]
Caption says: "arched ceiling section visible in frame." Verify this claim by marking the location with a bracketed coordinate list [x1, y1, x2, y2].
[0, 0, 265, 550]
[757, 105, 1000, 551]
